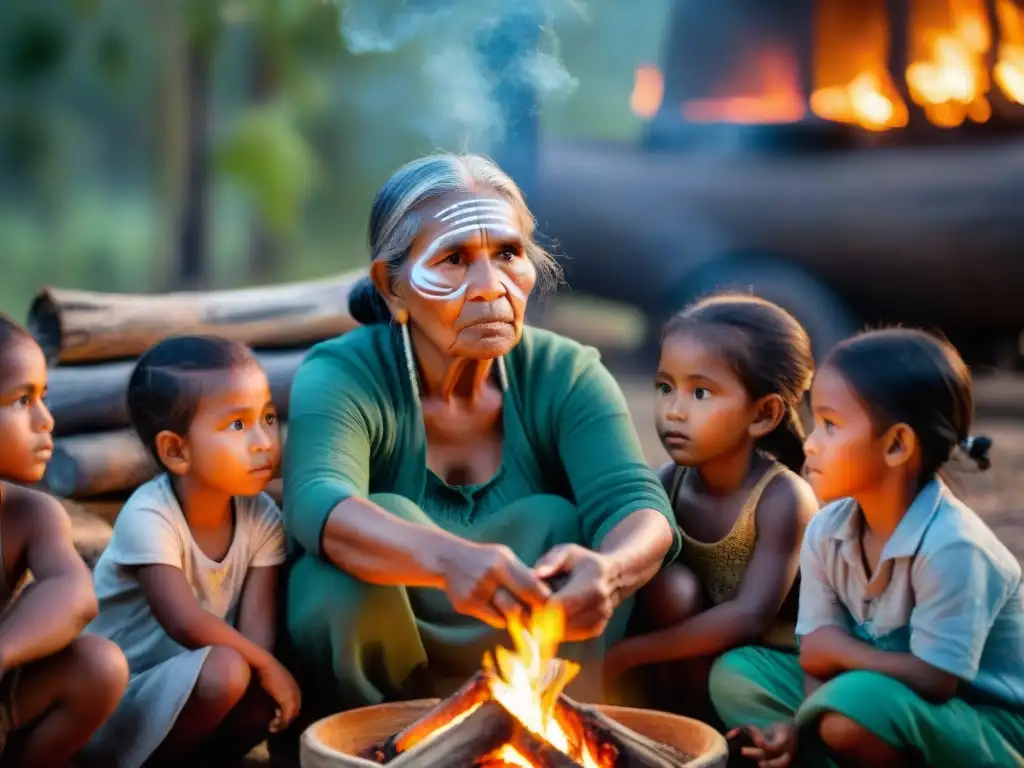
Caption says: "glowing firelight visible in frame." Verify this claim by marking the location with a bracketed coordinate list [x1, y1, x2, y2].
[403, 605, 604, 766]
[630, 64, 664, 119]
[630, 0, 1024, 133]
[486, 606, 603, 767]
[996, 0, 1024, 104]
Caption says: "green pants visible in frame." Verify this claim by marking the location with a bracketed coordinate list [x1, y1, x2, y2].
[709, 646, 1024, 768]
[285, 493, 634, 713]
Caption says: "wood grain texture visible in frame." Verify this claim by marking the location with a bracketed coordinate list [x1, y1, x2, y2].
[29, 271, 362, 364]
[46, 348, 308, 436]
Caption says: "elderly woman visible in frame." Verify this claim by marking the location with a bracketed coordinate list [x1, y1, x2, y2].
[283, 154, 680, 714]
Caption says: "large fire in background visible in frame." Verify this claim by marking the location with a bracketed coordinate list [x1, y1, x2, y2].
[629, 0, 1024, 130]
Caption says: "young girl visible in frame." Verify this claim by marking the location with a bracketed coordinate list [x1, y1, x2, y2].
[83, 335, 301, 768]
[605, 294, 818, 716]
[710, 328, 1024, 768]
[0, 315, 128, 767]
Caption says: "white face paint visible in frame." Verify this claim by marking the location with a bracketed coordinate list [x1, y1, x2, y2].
[408, 198, 522, 300]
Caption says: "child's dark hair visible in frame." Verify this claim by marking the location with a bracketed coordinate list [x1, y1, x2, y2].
[127, 335, 258, 467]
[0, 314, 34, 351]
[824, 328, 991, 482]
[662, 293, 814, 473]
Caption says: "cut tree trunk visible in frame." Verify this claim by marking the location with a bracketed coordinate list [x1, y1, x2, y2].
[60, 500, 115, 569]
[47, 348, 308, 436]
[58, 498, 126, 527]
[42, 425, 287, 499]
[29, 271, 361, 365]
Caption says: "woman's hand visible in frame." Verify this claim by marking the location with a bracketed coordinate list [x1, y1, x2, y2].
[534, 544, 620, 642]
[255, 657, 302, 733]
[798, 626, 855, 680]
[733, 722, 798, 768]
[438, 540, 551, 628]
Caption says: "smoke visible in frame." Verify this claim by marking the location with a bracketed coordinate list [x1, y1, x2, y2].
[332, 0, 585, 153]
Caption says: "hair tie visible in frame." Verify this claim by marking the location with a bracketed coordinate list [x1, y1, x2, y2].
[960, 435, 993, 471]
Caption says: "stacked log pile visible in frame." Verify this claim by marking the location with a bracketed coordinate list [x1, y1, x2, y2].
[31, 272, 362, 564]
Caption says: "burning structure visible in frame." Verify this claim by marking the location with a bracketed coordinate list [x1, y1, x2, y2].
[526, 0, 1024, 364]
[633, 0, 1024, 133]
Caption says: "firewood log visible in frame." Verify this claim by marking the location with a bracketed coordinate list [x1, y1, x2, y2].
[47, 348, 308, 436]
[506, 726, 581, 768]
[42, 425, 287, 499]
[58, 497, 126, 527]
[557, 695, 690, 768]
[393, 672, 491, 753]
[387, 700, 517, 767]
[360, 672, 490, 762]
[29, 271, 362, 365]
[60, 500, 114, 569]
[42, 430, 158, 499]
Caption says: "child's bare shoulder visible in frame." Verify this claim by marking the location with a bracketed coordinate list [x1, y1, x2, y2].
[0, 483, 73, 569]
[0, 483, 70, 535]
[757, 466, 819, 529]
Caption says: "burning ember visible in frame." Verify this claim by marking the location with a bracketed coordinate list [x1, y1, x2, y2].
[631, 0, 1024, 131]
[360, 605, 691, 767]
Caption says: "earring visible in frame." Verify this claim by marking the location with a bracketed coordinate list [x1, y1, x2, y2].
[400, 320, 420, 401]
[393, 307, 409, 325]
[496, 356, 509, 393]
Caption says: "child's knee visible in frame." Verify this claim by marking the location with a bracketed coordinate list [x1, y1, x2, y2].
[817, 711, 870, 751]
[67, 635, 129, 707]
[817, 711, 905, 764]
[196, 646, 252, 712]
[641, 564, 703, 627]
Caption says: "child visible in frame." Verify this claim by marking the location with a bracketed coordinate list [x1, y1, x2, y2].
[83, 335, 300, 768]
[605, 294, 818, 716]
[710, 328, 1024, 768]
[0, 315, 128, 767]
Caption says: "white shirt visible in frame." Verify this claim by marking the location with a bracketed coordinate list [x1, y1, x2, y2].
[88, 474, 285, 675]
[797, 479, 1024, 707]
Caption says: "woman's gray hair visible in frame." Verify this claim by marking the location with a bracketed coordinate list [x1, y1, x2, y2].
[348, 153, 561, 325]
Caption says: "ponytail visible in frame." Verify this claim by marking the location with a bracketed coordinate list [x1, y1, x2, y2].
[757, 404, 806, 474]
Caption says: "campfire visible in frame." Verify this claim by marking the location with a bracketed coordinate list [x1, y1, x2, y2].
[631, 0, 1024, 131]
[357, 605, 691, 767]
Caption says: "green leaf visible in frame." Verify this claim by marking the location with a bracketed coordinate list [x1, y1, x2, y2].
[5, 17, 70, 84]
[215, 103, 317, 234]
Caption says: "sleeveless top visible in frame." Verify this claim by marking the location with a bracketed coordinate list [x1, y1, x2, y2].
[669, 461, 796, 648]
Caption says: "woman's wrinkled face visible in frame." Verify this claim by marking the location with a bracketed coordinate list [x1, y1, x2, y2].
[398, 193, 537, 359]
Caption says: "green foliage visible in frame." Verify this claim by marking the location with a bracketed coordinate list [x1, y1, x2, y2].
[4, 14, 70, 84]
[0, 0, 673, 306]
[216, 102, 317, 234]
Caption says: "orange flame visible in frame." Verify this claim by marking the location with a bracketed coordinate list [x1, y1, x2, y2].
[681, 49, 806, 124]
[810, 0, 909, 130]
[996, 0, 1024, 103]
[630, 64, 664, 119]
[486, 606, 602, 767]
[636, 0, 1024, 132]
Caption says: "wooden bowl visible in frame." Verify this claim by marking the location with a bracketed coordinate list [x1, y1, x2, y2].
[300, 699, 728, 767]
